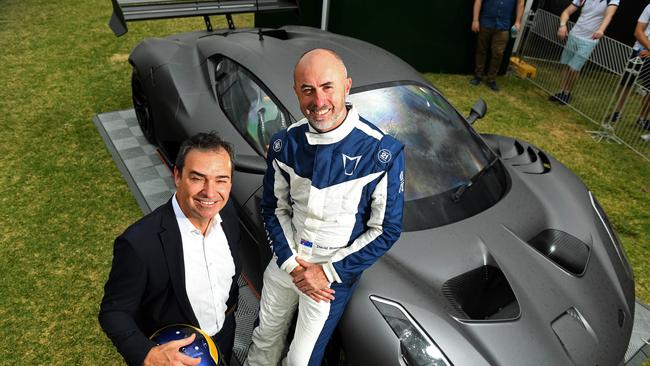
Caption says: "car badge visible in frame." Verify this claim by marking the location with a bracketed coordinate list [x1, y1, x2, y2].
[377, 149, 392, 164]
[272, 139, 282, 152]
[342, 154, 362, 176]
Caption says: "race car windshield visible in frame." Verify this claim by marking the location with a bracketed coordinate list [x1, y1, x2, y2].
[349, 84, 506, 231]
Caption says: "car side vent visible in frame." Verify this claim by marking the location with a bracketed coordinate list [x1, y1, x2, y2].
[551, 307, 597, 364]
[442, 265, 520, 321]
[260, 29, 289, 40]
[494, 139, 525, 159]
[508, 145, 537, 165]
[498, 141, 551, 174]
[528, 229, 590, 276]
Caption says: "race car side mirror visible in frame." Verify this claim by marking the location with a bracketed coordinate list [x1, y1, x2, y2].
[466, 98, 487, 125]
[234, 154, 267, 174]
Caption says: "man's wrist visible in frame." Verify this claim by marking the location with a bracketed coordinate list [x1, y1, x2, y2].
[280, 255, 300, 274]
[142, 345, 159, 366]
[559, 22, 567, 27]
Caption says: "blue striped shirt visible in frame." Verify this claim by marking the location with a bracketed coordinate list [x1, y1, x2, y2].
[480, 0, 517, 30]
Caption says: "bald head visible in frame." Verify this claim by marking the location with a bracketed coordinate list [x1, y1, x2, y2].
[294, 48, 348, 83]
[293, 48, 352, 132]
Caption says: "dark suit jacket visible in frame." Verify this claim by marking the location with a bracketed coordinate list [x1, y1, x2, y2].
[98, 198, 241, 366]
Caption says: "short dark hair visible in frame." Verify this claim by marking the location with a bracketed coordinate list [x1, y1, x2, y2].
[174, 132, 234, 174]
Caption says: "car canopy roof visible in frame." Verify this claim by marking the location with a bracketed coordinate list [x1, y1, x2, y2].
[193, 26, 430, 117]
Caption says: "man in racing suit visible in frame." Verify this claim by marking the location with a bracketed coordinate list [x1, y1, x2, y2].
[245, 49, 405, 366]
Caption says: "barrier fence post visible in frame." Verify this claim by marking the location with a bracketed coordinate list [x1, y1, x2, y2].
[588, 56, 643, 143]
[516, 9, 650, 162]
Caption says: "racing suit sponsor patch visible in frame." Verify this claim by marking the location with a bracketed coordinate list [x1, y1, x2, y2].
[272, 139, 282, 152]
[377, 149, 392, 163]
[342, 154, 362, 176]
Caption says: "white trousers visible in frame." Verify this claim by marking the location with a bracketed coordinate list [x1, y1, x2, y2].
[245, 260, 331, 366]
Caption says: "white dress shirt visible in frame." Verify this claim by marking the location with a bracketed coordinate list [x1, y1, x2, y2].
[172, 194, 235, 336]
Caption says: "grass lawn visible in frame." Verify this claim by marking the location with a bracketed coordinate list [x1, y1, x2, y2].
[0, 1, 647, 364]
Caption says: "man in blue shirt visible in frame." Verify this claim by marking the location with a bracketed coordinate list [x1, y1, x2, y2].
[470, 0, 525, 91]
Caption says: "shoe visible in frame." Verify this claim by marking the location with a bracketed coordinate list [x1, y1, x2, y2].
[469, 76, 482, 86]
[548, 92, 564, 103]
[636, 118, 650, 131]
[609, 111, 621, 123]
[558, 92, 571, 105]
[488, 81, 499, 91]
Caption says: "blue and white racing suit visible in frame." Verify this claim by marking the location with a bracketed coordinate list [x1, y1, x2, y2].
[246, 106, 405, 366]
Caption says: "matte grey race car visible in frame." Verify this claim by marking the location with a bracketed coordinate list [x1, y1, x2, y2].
[110, 1, 635, 364]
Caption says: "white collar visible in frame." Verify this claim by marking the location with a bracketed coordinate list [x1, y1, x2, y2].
[304, 105, 359, 145]
[172, 193, 222, 236]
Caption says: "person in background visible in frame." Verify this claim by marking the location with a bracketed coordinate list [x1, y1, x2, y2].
[470, 0, 525, 91]
[549, 0, 619, 105]
[609, 3, 650, 131]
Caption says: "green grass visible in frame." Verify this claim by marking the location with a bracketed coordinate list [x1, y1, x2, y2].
[0, 1, 252, 364]
[521, 58, 650, 157]
[0, 1, 647, 364]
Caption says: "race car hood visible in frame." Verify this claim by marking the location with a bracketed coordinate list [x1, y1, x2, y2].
[342, 134, 635, 365]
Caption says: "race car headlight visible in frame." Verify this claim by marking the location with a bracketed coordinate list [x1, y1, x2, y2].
[370, 295, 452, 366]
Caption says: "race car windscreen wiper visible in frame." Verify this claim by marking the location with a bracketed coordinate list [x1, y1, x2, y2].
[451, 156, 500, 203]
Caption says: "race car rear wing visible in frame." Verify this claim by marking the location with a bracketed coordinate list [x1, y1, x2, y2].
[109, 0, 299, 36]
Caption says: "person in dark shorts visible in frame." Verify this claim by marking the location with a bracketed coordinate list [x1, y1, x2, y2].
[610, 4, 650, 131]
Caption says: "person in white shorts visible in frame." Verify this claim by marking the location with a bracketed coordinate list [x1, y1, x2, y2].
[549, 0, 619, 105]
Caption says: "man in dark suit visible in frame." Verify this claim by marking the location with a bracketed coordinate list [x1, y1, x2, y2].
[99, 132, 241, 366]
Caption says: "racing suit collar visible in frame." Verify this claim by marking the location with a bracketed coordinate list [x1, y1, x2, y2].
[305, 105, 358, 145]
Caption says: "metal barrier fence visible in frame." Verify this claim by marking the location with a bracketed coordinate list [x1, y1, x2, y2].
[516, 9, 650, 161]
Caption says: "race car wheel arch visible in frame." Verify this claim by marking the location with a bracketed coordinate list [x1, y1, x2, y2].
[131, 69, 156, 145]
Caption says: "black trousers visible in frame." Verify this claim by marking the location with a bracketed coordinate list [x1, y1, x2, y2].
[212, 313, 236, 365]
